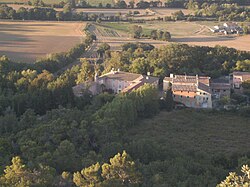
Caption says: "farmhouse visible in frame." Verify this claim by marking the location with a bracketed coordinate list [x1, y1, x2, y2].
[230, 71, 250, 92]
[212, 22, 243, 35]
[210, 77, 231, 99]
[163, 74, 213, 108]
[73, 69, 159, 96]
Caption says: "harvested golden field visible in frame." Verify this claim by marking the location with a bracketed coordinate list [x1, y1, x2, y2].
[0, 21, 86, 63]
[173, 34, 250, 52]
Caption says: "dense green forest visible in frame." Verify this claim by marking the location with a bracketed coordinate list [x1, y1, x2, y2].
[0, 35, 250, 186]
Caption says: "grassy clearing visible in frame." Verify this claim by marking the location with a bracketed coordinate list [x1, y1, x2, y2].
[126, 109, 250, 155]
[98, 21, 202, 37]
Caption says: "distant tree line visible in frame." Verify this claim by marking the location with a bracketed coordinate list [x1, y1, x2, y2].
[1, 3, 249, 22]
[0, 4, 126, 21]
[163, 4, 250, 22]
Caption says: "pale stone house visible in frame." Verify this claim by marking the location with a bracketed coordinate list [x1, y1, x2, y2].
[163, 74, 212, 108]
[97, 69, 159, 93]
[73, 69, 159, 96]
[231, 71, 250, 93]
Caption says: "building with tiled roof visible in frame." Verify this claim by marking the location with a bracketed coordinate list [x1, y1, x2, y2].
[98, 69, 159, 94]
[73, 69, 159, 97]
[231, 71, 250, 93]
[210, 76, 231, 100]
[163, 74, 212, 108]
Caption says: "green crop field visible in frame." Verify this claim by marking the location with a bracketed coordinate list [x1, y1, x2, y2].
[126, 109, 250, 154]
[124, 109, 250, 186]
[97, 21, 203, 37]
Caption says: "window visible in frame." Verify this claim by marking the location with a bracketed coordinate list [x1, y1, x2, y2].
[187, 96, 189, 98]
[223, 90, 226, 92]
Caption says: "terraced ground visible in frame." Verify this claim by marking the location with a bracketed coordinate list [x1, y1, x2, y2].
[0, 21, 86, 63]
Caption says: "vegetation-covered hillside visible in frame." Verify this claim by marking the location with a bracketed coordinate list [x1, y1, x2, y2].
[124, 109, 250, 186]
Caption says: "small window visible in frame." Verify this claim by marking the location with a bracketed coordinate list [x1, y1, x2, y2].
[187, 96, 189, 98]
[223, 90, 226, 92]
[194, 96, 196, 98]
[180, 96, 183, 98]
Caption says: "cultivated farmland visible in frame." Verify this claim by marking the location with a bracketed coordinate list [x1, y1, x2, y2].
[0, 21, 86, 63]
[127, 109, 250, 155]
[90, 23, 168, 51]
[98, 21, 250, 51]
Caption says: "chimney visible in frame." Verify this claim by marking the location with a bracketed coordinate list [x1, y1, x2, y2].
[170, 73, 174, 78]
[147, 72, 150, 76]
[94, 72, 98, 82]
[117, 68, 120, 72]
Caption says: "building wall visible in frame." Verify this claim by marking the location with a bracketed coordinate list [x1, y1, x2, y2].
[196, 89, 212, 108]
[98, 78, 130, 93]
[173, 91, 197, 108]
[163, 80, 171, 91]
[212, 89, 230, 99]
[173, 90, 212, 108]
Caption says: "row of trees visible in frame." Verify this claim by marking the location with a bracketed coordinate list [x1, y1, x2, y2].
[192, 3, 250, 22]
[1, 3, 249, 22]
[0, 151, 142, 187]
[103, 43, 250, 78]
[0, 4, 127, 21]
[150, 30, 171, 41]
[163, 4, 250, 22]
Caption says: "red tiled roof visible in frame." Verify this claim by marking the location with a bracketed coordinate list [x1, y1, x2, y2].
[210, 83, 231, 90]
[99, 71, 142, 82]
[172, 84, 197, 92]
